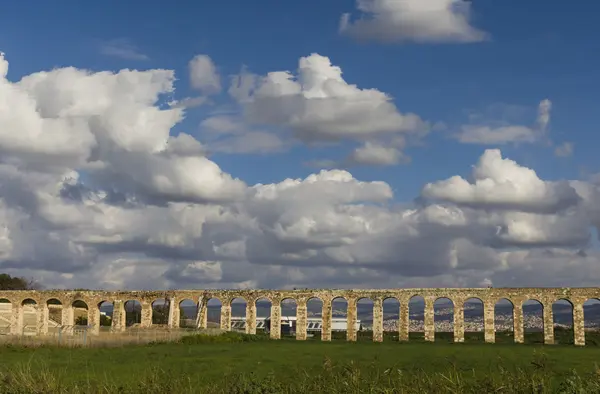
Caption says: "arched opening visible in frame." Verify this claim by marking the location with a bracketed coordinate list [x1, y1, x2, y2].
[72, 300, 89, 327]
[98, 301, 114, 331]
[124, 300, 142, 327]
[230, 297, 247, 332]
[357, 298, 374, 341]
[464, 297, 484, 342]
[255, 297, 272, 333]
[179, 299, 198, 328]
[552, 299, 574, 344]
[306, 297, 323, 340]
[409, 295, 425, 341]
[434, 297, 453, 342]
[46, 298, 63, 332]
[21, 299, 38, 335]
[523, 299, 544, 344]
[151, 298, 170, 325]
[280, 298, 297, 338]
[331, 297, 348, 340]
[583, 298, 600, 344]
[206, 298, 222, 328]
[383, 297, 400, 341]
[494, 298, 514, 343]
[0, 298, 11, 335]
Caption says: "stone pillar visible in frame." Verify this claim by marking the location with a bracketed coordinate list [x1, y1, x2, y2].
[543, 302, 554, 345]
[62, 305, 74, 335]
[140, 303, 152, 328]
[111, 300, 126, 332]
[221, 302, 231, 331]
[39, 303, 49, 336]
[399, 299, 409, 341]
[513, 300, 524, 344]
[372, 298, 384, 342]
[424, 297, 435, 342]
[296, 300, 307, 340]
[119, 301, 128, 331]
[89, 305, 101, 336]
[168, 297, 180, 329]
[321, 299, 332, 341]
[246, 301, 256, 335]
[270, 301, 281, 339]
[573, 301, 585, 346]
[453, 300, 464, 343]
[346, 298, 357, 342]
[197, 299, 207, 329]
[11, 303, 22, 335]
[394, 300, 401, 342]
[484, 301, 495, 343]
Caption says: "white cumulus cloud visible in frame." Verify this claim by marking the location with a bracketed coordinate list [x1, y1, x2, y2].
[189, 54, 221, 94]
[0, 50, 598, 291]
[230, 53, 427, 142]
[421, 149, 580, 213]
[340, 0, 488, 44]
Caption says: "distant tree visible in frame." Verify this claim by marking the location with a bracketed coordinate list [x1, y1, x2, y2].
[99, 314, 111, 326]
[125, 302, 142, 325]
[76, 315, 112, 326]
[0, 273, 42, 290]
[152, 302, 170, 325]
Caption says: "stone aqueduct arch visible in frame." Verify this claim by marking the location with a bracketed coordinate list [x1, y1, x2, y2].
[0, 287, 597, 345]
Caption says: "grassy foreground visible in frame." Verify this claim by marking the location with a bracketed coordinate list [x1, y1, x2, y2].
[1, 332, 600, 393]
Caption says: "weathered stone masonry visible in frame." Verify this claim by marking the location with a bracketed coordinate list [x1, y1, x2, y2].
[0, 287, 598, 346]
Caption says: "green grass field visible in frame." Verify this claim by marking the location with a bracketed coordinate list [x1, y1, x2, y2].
[1, 332, 600, 393]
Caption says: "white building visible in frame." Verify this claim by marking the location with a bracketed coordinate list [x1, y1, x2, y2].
[230, 316, 361, 333]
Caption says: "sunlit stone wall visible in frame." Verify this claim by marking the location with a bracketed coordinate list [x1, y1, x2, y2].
[0, 287, 597, 346]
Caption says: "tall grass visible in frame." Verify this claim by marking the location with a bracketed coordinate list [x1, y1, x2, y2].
[1, 352, 600, 393]
[0, 327, 226, 348]
[2, 331, 600, 393]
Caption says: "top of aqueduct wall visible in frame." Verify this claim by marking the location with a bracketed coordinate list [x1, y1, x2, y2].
[0, 287, 599, 306]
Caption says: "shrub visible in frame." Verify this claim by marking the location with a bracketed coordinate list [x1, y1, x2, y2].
[179, 331, 271, 344]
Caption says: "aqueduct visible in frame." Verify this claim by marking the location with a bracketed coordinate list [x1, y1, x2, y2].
[0, 287, 598, 346]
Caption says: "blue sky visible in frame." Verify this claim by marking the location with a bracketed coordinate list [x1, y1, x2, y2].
[2, 0, 598, 202]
